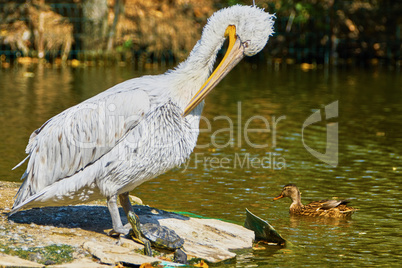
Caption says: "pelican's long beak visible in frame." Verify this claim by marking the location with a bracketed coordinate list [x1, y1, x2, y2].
[183, 25, 245, 116]
[273, 194, 284, 200]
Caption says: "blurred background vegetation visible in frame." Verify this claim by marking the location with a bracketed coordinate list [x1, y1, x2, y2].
[0, 0, 401, 67]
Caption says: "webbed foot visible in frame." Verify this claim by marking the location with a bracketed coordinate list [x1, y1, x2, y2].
[107, 226, 131, 236]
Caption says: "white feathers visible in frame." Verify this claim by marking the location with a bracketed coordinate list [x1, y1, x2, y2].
[13, 80, 151, 207]
[12, 155, 29, 170]
[200, 5, 275, 57]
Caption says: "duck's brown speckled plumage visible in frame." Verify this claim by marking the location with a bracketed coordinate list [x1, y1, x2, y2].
[274, 184, 356, 218]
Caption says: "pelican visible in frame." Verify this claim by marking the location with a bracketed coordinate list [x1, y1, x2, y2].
[10, 5, 275, 235]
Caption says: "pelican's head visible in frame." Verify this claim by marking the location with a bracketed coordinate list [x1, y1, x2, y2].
[225, 5, 275, 57]
[183, 5, 275, 116]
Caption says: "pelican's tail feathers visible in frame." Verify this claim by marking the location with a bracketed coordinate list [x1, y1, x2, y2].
[10, 169, 102, 216]
[12, 155, 30, 170]
[10, 190, 46, 216]
[13, 178, 30, 205]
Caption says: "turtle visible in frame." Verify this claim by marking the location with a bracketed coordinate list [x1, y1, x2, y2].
[127, 210, 186, 262]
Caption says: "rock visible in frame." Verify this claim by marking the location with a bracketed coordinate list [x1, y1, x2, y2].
[117, 237, 144, 250]
[47, 258, 111, 267]
[82, 241, 162, 266]
[129, 195, 143, 205]
[1, 184, 257, 266]
[133, 205, 255, 263]
[84, 206, 255, 265]
[161, 217, 254, 262]
[244, 208, 287, 245]
[0, 253, 43, 267]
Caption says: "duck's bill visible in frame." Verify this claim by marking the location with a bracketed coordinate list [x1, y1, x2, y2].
[273, 194, 284, 200]
[183, 26, 245, 116]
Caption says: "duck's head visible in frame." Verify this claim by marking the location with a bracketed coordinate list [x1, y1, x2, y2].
[273, 184, 301, 202]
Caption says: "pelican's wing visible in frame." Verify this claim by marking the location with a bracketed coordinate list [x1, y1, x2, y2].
[14, 80, 151, 205]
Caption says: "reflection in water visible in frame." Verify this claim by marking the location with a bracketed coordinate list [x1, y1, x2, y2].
[288, 214, 353, 228]
[0, 64, 401, 266]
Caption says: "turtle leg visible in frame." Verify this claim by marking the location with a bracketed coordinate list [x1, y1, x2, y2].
[174, 248, 187, 264]
[143, 239, 152, 256]
[107, 194, 130, 235]
[127, 211, 153, 256]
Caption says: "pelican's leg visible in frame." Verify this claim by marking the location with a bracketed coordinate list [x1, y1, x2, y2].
[119, 192, 136, 230]
[107, 194, 129, 235]
[119, 192, 133, 215]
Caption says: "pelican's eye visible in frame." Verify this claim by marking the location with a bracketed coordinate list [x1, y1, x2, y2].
[243, 40, 250, 48]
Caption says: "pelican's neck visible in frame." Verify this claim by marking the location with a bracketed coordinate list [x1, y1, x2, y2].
[178, 36, 225, 75]
[167, 16, 229, 110]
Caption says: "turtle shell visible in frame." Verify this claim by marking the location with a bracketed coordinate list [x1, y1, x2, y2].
[141, 223, 184, 250]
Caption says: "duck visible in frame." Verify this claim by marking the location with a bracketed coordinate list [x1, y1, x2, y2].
[273, 184, 356, 218]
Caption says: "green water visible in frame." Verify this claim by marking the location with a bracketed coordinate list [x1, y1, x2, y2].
[0, 63, 401, 266]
